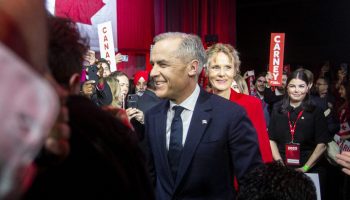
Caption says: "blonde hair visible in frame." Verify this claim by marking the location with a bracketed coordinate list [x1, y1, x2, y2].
[233, 74, 249, 95]
[106, 76, 122, 108]
[206, 43, 241, 75]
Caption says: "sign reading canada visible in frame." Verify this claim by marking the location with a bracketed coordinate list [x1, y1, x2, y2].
[268, 33, 285, 86]
[98, 21, 117, 72]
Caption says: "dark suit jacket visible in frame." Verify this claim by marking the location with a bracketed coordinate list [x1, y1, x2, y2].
[229, 89, 273, 163]
[145, 89, 262, 200]
[137, 89, 161, 113]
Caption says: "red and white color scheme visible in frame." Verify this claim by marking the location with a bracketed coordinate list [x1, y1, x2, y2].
[98, 21, 117, 72]
[46, 0, 117, 51]
[268, 33, 285, 86]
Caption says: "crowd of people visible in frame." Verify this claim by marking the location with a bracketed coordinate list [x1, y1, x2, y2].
[1, 1, 350, 200]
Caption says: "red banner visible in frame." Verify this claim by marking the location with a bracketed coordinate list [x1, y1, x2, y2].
[268, 33, 285, 86]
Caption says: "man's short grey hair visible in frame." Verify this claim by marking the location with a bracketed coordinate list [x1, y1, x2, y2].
[153, 32, 207, 76]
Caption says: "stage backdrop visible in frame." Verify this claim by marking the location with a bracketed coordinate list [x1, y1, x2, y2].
[46, 0, 236, 75]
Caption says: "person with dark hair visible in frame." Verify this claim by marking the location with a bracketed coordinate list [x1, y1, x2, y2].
[24, 16, 154, 200]
[0, 1, 70, 199]
[81, 57, 113, 106]
[137, 76, 161, 113]
[268, 70, 331, 199]
[265, 71, 288, 114]
[96, 58, 112, 77]
[312, 77, 339, 137]
[254, 72, 267, 99]
[110, 71, 130, 108]
[237, 162, 317, 200]
[253, 72, 270, 126]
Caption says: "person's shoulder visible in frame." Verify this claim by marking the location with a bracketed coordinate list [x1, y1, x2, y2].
[231, 92, 262, 108]
[67, 95, 96, 111]
[241, 93, 261, 105]
[140, 90, 160, 101]
[207, 91, 246, 113]
[144, 99, 167, 115]
[308, 104, 323, 115]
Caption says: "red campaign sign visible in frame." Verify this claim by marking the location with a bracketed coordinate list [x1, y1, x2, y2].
[268, 33, 285, 86]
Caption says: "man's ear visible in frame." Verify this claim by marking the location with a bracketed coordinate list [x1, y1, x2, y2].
[188, 60, 199, 77]
[69, 73, 81, 95]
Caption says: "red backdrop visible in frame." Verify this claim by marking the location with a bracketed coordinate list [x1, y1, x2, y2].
[116, 0, 236, 75]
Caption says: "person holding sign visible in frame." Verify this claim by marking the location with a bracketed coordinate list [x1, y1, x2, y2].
[268, 70, 331, 199]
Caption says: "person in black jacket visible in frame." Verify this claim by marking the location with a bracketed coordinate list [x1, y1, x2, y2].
[24, 16, 154, 200]
[81, 59, 113, 106]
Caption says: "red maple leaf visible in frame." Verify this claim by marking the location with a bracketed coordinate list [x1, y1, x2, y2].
[55, 0, 105, 25]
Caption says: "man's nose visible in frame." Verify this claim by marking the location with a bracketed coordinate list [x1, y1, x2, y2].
[150, 65, 159, 78]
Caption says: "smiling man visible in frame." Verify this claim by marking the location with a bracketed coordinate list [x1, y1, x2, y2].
[145, 32, 262, 200]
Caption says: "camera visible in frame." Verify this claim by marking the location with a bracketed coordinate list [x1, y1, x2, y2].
[127, 94, 138, 108]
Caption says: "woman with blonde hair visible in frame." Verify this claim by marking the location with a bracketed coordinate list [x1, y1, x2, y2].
[232, 74, 249, 95]
[105, 76, 122, 108]
[206, 43, 273, 163]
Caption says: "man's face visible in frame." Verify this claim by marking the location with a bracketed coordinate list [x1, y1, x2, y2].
[207, 52, 235, 93]
[117, 75, 129, 96]
[135, 78, 147, 93]
[255, 76, 266, 93]
[101, 63, 111, 78]
[150, 38, 193, 103]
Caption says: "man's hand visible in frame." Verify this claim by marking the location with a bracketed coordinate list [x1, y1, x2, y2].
[83, 50, 97, 66]
[81, 80, 95, 97]
[115, 53, 123, 64]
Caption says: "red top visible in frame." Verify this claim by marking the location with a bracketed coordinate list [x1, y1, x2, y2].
[229, 89, 273, 163]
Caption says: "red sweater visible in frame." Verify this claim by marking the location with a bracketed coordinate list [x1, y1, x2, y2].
[229, 89, 273, 163]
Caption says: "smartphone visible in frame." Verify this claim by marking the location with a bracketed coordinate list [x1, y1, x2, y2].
[127, 94, 138, 108]
[247, 70, 255, 77]
[121, 55, 128, 62]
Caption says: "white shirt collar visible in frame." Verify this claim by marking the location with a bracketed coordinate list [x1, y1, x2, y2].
[169, 84, 200, 112]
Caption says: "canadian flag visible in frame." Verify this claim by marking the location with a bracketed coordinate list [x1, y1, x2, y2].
[46, 0, 118, 51]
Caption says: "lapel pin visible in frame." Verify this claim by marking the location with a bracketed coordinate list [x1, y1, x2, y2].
[202, 120, 207, 125]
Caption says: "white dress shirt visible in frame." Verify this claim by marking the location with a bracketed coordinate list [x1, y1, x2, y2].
[166, 85, 200, 150]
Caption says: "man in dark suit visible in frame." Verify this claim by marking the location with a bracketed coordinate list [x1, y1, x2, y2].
[146, 32, 262, 199]
[137, 77, 161, 113]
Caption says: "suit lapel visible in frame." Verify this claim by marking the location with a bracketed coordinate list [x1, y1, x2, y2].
[153, 101, 175, 186]
[174, 90, 212, 188]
